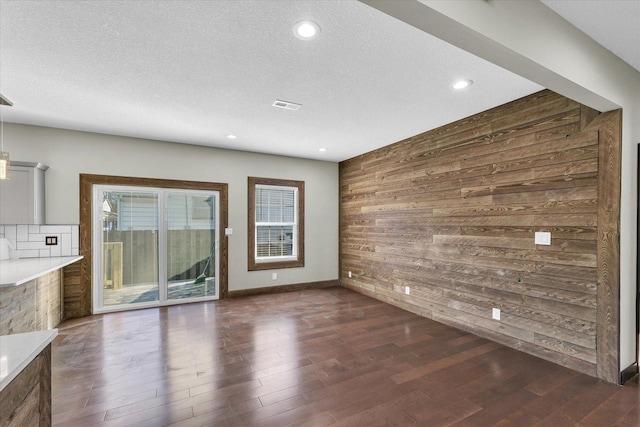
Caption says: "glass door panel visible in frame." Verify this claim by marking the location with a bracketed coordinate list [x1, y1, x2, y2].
[166, 192, 218, 300]
[100, 190, 160, 307]
[94, 186, 219, 313]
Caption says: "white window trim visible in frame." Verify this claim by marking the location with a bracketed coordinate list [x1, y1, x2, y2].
[254, 184, 298, 263]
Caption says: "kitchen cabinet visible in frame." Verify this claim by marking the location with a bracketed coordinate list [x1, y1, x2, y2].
[0, 330, 56, 427]
[0, 161, 48, 224]
[0, 256, 83, 335]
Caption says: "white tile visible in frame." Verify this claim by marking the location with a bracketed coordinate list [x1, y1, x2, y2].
[62, 234, 72, 247]
[40, 225, 72, 234]
[50, 242, 62, 257]
[14, 249, 39, 258]
[39, 248, 51, 257]
[16, 241, 46, 250]
[4, 226, 16, 246]
[17, 225, 28, 242]
[29, 225, 40, 234]
[0, 226, 4, 235]
[61, 234, 72, 256]
[71, 226, 79, 249]
[71, 248, 79, 256]
[29, 233, 46, 242]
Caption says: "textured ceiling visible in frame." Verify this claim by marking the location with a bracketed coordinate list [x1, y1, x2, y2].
[0, 0, 546, 162]
[542, 0, 640, 73]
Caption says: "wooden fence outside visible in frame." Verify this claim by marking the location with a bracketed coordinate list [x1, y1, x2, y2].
[103, 229, 214, 286]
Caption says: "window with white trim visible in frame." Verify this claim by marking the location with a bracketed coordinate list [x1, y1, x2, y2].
[248, 177, 304, 270]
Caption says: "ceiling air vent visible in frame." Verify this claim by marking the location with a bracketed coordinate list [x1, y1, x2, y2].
[273, 99, 302, 110]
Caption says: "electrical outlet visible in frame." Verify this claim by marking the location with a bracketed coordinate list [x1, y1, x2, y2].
[492, 308, 501, 320]
[272, 273, 277, 280]
[45, 236, 58, 246]
[535, 231, 551, 245]
[348, 271, 352, 278]
[405, 286, 410, 295]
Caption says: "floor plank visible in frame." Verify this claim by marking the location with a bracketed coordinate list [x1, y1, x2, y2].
[51, 287, 638, 426]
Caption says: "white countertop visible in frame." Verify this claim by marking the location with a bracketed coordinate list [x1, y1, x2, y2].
[0, 329, 58, 392]
[0, 255, 83, 287]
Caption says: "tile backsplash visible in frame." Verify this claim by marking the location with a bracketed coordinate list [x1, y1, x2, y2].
[0, 224, 79, 258]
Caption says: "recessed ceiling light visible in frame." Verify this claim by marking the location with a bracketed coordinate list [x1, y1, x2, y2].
[319, 148, 327, 152]
[452, 79, 473, 90]
[227, 134, 237, 139]
[293, 21, 320, 40]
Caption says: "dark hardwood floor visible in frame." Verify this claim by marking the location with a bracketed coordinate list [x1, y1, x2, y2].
[51, 287, 639, 426]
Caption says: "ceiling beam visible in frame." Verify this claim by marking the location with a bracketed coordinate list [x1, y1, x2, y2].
[359, 0, 632, 112]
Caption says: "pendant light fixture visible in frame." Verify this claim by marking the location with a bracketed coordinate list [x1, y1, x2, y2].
[0, 93, 12, 180]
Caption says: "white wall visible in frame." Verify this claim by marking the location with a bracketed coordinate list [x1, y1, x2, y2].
[4, 123, 339, 291]
[363, 0, 640, 373]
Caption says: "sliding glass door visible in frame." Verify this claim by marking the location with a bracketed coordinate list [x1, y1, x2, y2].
[93, 185, 219, 313]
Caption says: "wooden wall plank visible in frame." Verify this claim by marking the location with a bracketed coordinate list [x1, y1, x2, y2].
[0, 271, 62, 335]
[62, 262, 83, 320]
[0, 345, 51, 427]
[339, 90, 621, 382]
[593, 110, 622, 383]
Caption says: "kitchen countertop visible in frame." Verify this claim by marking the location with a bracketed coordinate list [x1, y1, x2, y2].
[0, 255, 83, 287]
[0, 329, 58, 392]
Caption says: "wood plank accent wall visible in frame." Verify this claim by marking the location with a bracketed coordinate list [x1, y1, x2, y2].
[0, 270, 62, 335]
[339, 90, 622, 382]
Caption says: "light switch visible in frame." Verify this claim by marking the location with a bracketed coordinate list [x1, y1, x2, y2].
[225, 228, 233, 236]
[535, 231, 551, 245]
